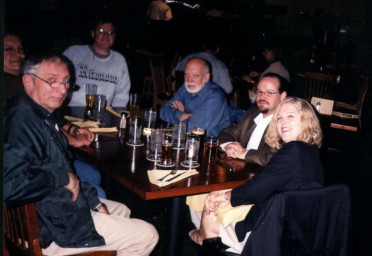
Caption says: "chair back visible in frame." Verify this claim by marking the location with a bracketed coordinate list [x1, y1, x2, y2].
[4, 204, 43, 256]
[304, 72, 334, 100]
[150, 58, 174, 108]
[243, 184, 351, 256]
[3, 203, 116, 256]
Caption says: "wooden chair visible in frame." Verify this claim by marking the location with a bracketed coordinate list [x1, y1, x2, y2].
[303, 72, 334, 101]
[3, 203, 116, 256]
[136, 49, 164, 101]
[150, 58, 174, 109]
[332, 79, 369, 131]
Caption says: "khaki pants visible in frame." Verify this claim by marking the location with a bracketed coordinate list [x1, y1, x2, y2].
[43, 198, 159, 256]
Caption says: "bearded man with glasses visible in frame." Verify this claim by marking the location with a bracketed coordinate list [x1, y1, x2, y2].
[218, 73, 289, 166]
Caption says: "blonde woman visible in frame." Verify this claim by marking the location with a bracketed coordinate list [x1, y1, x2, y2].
[189, 97, 324, 255]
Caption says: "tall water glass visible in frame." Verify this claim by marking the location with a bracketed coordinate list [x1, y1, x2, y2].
[143, 108, 157, 136]
[147, 129, 164, 161]
[172, 121, 186, 149]
[181, 135, 200, 168]
[93, 94, 107, 123]
[127, 116, 143, 146]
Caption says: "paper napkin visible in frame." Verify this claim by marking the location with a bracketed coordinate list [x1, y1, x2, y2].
[148, 169, 199, 187]
[88, 127, 118, 133]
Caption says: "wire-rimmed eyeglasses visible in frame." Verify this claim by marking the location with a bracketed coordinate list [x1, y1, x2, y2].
[28, 73, 71, 90]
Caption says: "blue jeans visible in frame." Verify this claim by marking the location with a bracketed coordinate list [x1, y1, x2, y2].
[74, 153, 107, 198]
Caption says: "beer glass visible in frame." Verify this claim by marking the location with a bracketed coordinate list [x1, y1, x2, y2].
[181, 135, 200, 168]
[85, 84, 97, 119]
[147, 129, 163, 161]
[127, 116, 143, 146]
[129, 93, 140, 117]
[191, 127, 206, 145]
[203, 136, 219, 164]
[158, 133, 175, 167]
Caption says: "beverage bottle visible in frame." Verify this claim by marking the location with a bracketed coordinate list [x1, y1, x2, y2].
[119, 112, 127, 139]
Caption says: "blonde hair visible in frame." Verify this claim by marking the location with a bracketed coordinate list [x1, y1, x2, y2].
[265, 97, 323, 149]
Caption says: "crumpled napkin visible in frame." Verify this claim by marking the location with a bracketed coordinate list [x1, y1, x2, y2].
[186, 193, 253, 227]
[148, 169, 199, 187]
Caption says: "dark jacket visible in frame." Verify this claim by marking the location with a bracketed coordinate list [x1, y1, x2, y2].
[218, 106, 277, 166]
[241, 185, 351, 256]
[4, 91, 105, 248]
[231, 141, 324, 241]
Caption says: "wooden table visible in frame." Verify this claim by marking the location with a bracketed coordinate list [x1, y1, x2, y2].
[68, 107, 262, 255]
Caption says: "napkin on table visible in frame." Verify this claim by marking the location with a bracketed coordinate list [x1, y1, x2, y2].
[148, 169, 199, 187]
[88, 127, 118, 133]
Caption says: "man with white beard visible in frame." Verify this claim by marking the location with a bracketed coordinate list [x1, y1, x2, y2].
[160, 57, 231, 136]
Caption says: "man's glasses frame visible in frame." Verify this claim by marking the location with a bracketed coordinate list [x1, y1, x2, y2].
[96, 28, 116, 36]
[255, 90, 280, 96]
[28, 73, 71, 90]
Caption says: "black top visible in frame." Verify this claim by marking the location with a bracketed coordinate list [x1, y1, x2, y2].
[231, 141, 324, 240]
[4, 91, 105, 248]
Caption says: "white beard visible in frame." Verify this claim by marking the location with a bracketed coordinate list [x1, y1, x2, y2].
[185, 82, 204, 94]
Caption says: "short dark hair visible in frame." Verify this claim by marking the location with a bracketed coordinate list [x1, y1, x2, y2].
[90, 15, 118, 32]
[260, 72, 290, 95]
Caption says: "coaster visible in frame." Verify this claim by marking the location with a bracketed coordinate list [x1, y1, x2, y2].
[126, 142, 144, 147]
[181, 161, 200, 168]
[157, 161, 176, 167]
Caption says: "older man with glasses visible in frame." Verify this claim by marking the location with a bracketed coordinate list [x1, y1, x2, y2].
[4, 53, 159, 256]
[63, 16, 131, 108]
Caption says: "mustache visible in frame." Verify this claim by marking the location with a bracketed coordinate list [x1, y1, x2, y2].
[257, 100, 269, 104]
[186, 83, 198, 87]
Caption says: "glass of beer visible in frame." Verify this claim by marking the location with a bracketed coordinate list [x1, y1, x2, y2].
[191, 127, 205, 149]
[85, 84, 97, 119]
[203, 136, 219, 164]
[158, 135, 175, 167]
[129, 93, 140, 117]
[181, 134, 200, 168]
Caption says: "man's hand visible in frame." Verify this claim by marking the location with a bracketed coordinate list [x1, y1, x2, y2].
[61, 125, 94, 147]
[224, 142, 247, 159]
[75, 128, 94, 144]
[65, 172, 80, 201]
[171, 100, 185, 112]
[179, 113, 192, 121]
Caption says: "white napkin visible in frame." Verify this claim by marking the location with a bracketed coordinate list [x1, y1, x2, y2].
[148, 169, 199, 187]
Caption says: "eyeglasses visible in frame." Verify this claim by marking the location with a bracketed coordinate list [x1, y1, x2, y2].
[96, 28, 116, 36]
[29, 73, 71, 90]
[255, 90, 280, 96]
